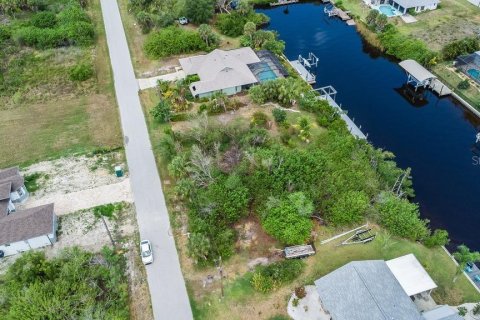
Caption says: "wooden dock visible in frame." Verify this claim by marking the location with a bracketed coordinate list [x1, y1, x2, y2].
[289, 60, 316, 84]
[334, 8, 350, 21]
[431, 79, 452, 96]
[270, 0, 299, 6]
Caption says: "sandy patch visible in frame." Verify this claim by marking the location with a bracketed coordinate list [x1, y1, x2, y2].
[22, 152, 126, 200]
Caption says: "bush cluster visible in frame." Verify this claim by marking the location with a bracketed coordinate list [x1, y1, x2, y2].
[69, 63, 94, 81]
[144, 27, 209, 59]
[442, 37, 479, 60]
[14, 5, 94, 49]
[251, 260, 305, 293]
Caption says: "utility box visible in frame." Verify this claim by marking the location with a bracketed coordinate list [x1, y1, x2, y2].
[115, 166, 124, 177]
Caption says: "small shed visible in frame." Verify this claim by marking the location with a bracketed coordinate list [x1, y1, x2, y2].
[386, 253, 437, 297]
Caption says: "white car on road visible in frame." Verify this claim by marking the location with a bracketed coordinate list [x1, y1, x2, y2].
[140, 240, 153, 265]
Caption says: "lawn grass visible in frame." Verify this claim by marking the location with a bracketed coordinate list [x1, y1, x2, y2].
[0, 0, 122, 168]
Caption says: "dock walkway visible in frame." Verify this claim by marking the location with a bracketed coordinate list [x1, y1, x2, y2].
[324, 95, 366, 139]
[289, 60, 316, 84]
[270, 0, 298, 6]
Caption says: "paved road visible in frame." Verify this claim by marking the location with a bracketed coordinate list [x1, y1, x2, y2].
[100, 1, 193, 319]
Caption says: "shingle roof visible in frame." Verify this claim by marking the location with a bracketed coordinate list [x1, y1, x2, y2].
[314, 260, 424, 320]
[0, 203, 55, 246]
[0, 167, 24, 191]
[179, 48, 260, 96]
[0, 199, 9, 218]
[0, 182, 12, 200]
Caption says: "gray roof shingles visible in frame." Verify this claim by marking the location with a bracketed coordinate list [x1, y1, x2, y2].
[314, 260, 424, 320]
[0, 203, 55, 246]
[0, 167, 25, 191]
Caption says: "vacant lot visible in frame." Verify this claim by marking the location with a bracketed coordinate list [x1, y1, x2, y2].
[396, 0, 480, 51]
[0, 0, 122, 168]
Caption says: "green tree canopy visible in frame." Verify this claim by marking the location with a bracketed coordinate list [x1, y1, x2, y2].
[185, 0, 214, 24]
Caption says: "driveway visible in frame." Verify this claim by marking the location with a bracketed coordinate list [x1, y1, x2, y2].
[23, 179, 133, 215]
[138, 70, 186, 90]
[100, 1, 193, 319]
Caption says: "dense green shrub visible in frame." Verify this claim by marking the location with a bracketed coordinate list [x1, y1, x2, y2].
[13, 4, 94, 49]
[0, 248, 129, 319]
[424, 229, 450, 247]
[379, 25, 437, 67]
[216, 11, 269, 37]
[376, 192, 429, 240]
[442, 37, 479, 60]
[144, 27, 207, 59]
[272, 108, 287, 124]
[150, 100, 172, 123]
[458, 79, 470, 90]
[326, 190, 370, 226]
[251, 260, 305, 293]
[69, 63, 94, 81]
[262, 192, 314, 245]
[185, 0, 214, 24]
[31, 11, 57, 28]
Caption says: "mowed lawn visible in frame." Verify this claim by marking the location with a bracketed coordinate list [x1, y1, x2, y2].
[0, 0, 122, 168]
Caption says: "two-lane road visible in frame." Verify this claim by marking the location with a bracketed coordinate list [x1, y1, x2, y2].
[100, 1, 193, 319]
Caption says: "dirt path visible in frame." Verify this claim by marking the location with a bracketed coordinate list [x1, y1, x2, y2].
[24, 178, 133, 215]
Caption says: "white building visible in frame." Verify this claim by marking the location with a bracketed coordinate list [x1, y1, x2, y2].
[368, 0, 439, 14]
[179, 47, 261, 99]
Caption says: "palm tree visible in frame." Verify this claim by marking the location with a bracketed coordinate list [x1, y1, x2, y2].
[452, 245, 480, 282]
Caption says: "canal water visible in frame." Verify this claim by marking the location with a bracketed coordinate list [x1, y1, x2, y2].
[258, 2, 480, 250]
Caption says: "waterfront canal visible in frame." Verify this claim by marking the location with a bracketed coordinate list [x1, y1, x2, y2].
[259, 2, 480, 250]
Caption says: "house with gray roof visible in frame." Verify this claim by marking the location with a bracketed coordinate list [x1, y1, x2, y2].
[0, 167, 29, 204]
[313, 254, 460, 320]
[179, 47, 287, 98]
[314, 260, 424, 320]
[0, 167, 57, 257]
[0, 203, 57, 257]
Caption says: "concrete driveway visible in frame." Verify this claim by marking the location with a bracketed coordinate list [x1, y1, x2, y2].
[100, 1, 193, 319]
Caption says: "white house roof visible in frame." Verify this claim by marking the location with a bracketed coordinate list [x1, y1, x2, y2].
[399, 60, 436, 83]
[179, 48, 260, 96]
[393, 0, 439, 9]
[386, 254, 437, 296]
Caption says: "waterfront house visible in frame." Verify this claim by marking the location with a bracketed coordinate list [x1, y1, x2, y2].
[367, 0, 439, 14]
[313, 254, 460, 320]
[179, 48, 287, 98]
[455, 51, 480, 84]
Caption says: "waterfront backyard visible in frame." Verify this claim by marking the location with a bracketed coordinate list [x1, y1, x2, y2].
[258, 3, 480, 251]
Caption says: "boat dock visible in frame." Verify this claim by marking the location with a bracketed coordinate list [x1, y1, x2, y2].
[324, 6, 355, 25]
[289, 59, 316, 84]
[315, 86, 367, 140]
[398, 60, 452, 97]
[270, 0, 299, 6]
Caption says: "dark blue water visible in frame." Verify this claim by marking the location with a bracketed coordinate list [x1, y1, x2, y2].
[258, 2, 480, 250]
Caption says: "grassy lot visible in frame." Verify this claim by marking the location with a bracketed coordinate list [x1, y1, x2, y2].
[0, 1, 122, 168]
[191, 226, 480, 320]
[396, 0, 480, 51]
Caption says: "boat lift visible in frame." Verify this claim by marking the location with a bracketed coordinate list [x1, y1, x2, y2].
[298, 52, 318, 68]
[337, 228, 376, 246]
